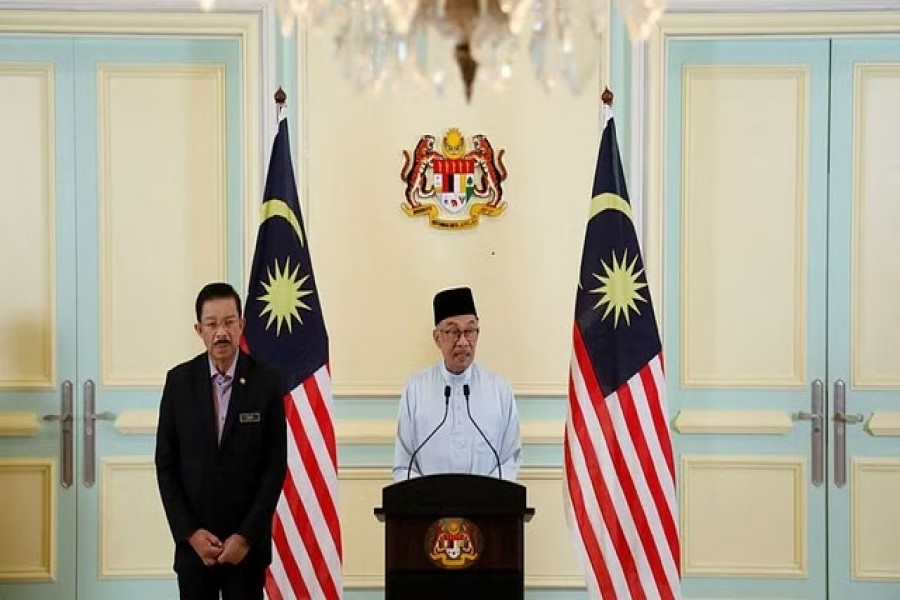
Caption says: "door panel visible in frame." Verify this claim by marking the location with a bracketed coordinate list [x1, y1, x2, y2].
[0, 37, 77, 600]
[0, 33, 243, 600]
[665, 39, 831, 599]
[828, 38, 900, 599]
[73, 36, 243, 599]
[667, 35, 900, 600]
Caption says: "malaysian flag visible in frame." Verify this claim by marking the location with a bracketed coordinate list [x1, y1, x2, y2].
[242, 116, 343, 599]
[564, 96, 681, 599]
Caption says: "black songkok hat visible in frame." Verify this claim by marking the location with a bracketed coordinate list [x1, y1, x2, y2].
[433, 287, 477, 325]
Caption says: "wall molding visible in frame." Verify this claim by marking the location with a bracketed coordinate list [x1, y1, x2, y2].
[115, 410, 567, 445]
[867, 412, 900, 437]
[674, 410, 794, 435]
[336, 419, 395, 445]
[332, 382, 568, 398]
[520, 420, 565, 444]
[0, 412, 41, 437]
[668, 0, 900, 11]
[0, 459, 56, 581]
[100, 457, 173, 577]
[114, 410, 158, 435]
[681, 455, 806, 577]
[852, 457, 900, 580]
[657, 11, 900, 34]
[0, 0, 269, 8]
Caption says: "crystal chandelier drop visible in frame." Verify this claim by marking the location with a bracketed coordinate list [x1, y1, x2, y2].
[207, 0, 666, 101]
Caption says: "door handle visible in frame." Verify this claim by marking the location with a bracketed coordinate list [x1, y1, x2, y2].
[835, 412, 864, 425]
[42, 380, 74, 488]
[833, 379, 865, 488]
[83, 380, 115, 488]
[794, 379, 824, 486]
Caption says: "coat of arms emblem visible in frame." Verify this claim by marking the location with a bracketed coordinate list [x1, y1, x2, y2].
[424, 517, 482, 569]
[400, 128, 507, 229]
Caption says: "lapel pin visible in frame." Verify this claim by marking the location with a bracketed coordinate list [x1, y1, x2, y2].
[239, 377, 246, 385]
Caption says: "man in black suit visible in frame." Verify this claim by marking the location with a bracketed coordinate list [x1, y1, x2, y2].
[155, 282, 287, 600]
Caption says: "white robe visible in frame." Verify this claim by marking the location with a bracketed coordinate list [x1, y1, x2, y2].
[392, 361, 522, 481]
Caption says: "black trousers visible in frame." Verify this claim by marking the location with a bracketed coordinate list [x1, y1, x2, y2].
[176, 563, 266, 600]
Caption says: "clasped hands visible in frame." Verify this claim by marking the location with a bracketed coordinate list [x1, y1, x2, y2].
[189, 529, 249, 567]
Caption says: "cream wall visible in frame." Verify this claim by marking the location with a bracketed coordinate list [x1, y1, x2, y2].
[300, 26, 608, 397]
[295, 21, 611, 588]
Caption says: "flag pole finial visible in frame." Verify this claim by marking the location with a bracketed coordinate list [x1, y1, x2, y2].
[602, 87, 614, 106]
[274, 87, 287, 121]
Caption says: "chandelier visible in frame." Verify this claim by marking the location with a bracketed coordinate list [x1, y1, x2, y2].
[203, 0, 666, 101]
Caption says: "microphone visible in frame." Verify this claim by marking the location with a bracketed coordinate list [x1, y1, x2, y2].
[464, 384, 502, 480]
[406, 385, 451, 479]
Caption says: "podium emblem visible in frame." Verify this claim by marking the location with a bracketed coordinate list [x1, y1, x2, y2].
[425, 517, 482, 569]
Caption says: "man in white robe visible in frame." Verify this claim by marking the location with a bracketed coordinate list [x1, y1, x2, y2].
[392, 286, 522, 481]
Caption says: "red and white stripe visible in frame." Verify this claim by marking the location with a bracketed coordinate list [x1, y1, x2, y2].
[564, 325, 681, 599]
[266, 365, 343, 600]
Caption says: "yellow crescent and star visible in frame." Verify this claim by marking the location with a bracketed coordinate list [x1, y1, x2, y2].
[584, 192, 648, 328]
[256, 198, 314, 335]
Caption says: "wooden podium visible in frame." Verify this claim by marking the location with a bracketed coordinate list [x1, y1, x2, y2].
[374, 474, 534, 600]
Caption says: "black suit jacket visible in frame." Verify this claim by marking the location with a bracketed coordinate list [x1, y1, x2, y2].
[155, 350, 287, 573]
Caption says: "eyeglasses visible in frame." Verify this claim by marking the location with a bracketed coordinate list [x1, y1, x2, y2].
[200, 317, 240, 332]
[439, 327, 480, 342]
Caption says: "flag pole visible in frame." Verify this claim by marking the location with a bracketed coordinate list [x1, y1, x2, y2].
[254, 83, 344, 599]
[274, 86, 286, 122]
[565, 79, 682, 600]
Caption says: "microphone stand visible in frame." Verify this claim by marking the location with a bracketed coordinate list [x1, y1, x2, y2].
[464, 384, 502, 480]
[405, 384, 451, 479]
